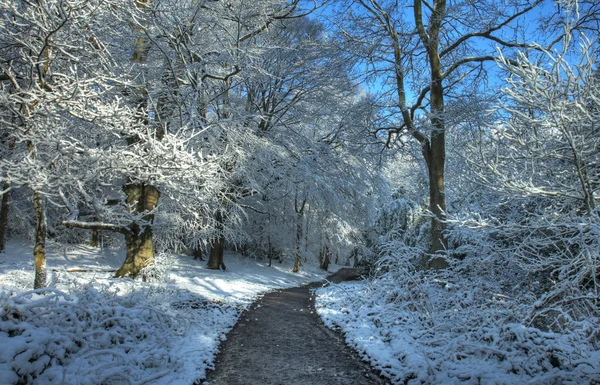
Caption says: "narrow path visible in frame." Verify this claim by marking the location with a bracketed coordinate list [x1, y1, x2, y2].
[203, 283, 387, 385]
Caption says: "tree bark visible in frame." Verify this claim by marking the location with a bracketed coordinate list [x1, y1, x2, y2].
[292, 215, 302, 273]
[115, 226, 155, 279]
[33, 191, 47, 289]
[207, 211, 226, 270]
[0, 182, 10, 253]
[415, 0, 449, 268]
[319, 245, 330, 271]
[90, 228, 100, 247]
[207, 236, 226, 270]
[423, 141, 449, 268]
[267, 233, 273, 267]
[0, 137, 15, 253]
[292, 195, 306, 273]
[193, 244, 204, 261]
[114, 183, 160, 279]
[90, 217, 100, 248]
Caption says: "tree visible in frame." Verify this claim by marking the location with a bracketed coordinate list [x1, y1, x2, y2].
[331, 0, 552, 267]
[59, 0, 303, 276]
[0, 0, 130, 287]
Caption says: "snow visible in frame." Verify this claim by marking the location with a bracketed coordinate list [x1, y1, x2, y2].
[315, 274, 600, 385]
[0, 240, 326, 385]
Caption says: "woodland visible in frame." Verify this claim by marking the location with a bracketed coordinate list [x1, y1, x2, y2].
[0, 0, 599, 384]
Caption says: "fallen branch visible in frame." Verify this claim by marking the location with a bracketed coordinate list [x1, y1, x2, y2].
[53, 268, 117, 273]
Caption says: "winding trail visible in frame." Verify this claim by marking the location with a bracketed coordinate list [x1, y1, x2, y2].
[203, 282, 387, 385]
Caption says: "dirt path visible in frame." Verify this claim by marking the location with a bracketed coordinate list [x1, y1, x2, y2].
[203, 282, 387, 385]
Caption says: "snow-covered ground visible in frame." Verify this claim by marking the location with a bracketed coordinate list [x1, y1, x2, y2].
[316, 276, 600, 385]
[0, 240, 327, 385]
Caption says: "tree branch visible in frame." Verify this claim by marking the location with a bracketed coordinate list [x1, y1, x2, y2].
[63, 220, 131, 234]
[440, 0, 543, 58]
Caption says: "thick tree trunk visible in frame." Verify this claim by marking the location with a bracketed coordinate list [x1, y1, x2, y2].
[207, 236, 226, 270]
[114, 183, 160, 279]
[0, 182, 10, 253]
[115, 227, 155, 279]
[413, 0, 448, 269]
[424, 41, 449, 269]
[33, 191, 47, 289]
[207, 211, 226, 270]
[90, 229, 100, 248]
[423, 140, 448, 269]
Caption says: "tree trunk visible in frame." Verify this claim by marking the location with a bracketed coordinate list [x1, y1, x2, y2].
[414, 0, 448, 269]
[114, 183, 160, 279]
[0, 182, 10, 253]
[91, 228, 100, 247]
[319, 245, 330, 271]
[33, 191, 47, 289]
[0, 137, 17, 253]
[207, 236, 226, 270]
[267, 233, 273, 267]
[292, 215, 302, 273]
[292, 195, 306, 273]
[423, 140, 449, 269]
[423, 36, 449, 269]
[115, 226, 155, 279]
[193, 244, 204, 261]
[207, 211, 226, 270]
[90, 217, 100, 248]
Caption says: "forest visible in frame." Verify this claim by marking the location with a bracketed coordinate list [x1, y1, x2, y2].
[0, 0, 598, 384]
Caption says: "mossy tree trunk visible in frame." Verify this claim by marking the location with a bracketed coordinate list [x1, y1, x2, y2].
[33, 191, 47, 289]
[114, 183, 160, 279]
[414, 0, 449, 269]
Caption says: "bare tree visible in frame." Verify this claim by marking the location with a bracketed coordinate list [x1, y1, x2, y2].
[331, 0, 552, 267]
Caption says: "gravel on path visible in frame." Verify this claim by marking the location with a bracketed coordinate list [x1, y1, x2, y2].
[203, 283, 388, 385]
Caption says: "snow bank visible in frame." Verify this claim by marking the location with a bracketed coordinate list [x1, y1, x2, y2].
[0, 242, 325, 384]
[316, 270, 600, 384]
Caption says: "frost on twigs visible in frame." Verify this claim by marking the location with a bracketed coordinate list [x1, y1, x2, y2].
[138, 251, 173, 283]
[0, 284, 187, 385]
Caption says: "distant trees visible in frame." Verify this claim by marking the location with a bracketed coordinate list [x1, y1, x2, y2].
[234, 16, 384, 272]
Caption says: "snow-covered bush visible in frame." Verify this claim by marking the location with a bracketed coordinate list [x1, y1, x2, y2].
[0, 284, 188, 385]
[317, 252, 600, 384]
[137, 251, 175, 283]
[447, 34, 600, 327]
[317, 35, 600, 383]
